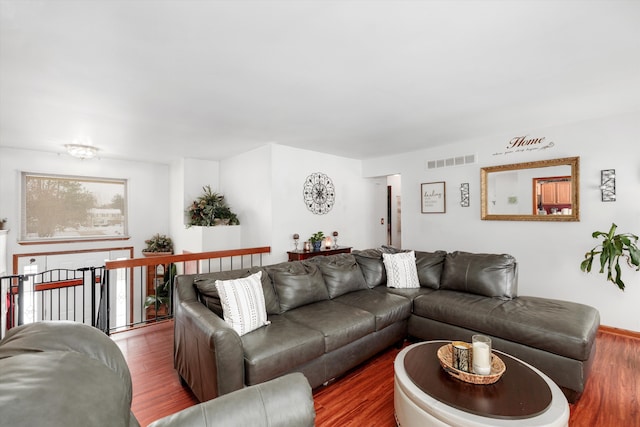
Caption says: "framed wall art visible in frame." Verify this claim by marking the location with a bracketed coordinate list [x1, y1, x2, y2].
[421, 181, 446, 214]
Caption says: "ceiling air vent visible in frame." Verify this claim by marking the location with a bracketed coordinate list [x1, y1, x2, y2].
[426, 154, 476, 170]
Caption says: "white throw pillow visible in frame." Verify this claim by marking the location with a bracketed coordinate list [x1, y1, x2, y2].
[383, 251, 420, 289]
[215, 271, 270, 336]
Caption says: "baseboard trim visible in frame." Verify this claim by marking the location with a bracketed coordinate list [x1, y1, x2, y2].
[599, 325, 640, 340]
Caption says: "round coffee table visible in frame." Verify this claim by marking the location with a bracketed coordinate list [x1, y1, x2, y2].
[394, 341, 569, 427]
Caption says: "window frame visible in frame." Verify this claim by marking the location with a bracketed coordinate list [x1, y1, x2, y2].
[20, 172, 129, 244]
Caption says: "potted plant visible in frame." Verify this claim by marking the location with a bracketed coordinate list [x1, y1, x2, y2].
[144, 263, 177, 317]
[580, 223, 640, 290]
[186, 185, 240, 227]
[142, 233, 174, 256]
[309, 231, 325, 252]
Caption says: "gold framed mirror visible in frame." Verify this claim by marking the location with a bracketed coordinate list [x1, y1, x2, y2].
[481, 157, 579, 221]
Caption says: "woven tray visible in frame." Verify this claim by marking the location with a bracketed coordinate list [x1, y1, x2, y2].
[437, 343, 506, 385]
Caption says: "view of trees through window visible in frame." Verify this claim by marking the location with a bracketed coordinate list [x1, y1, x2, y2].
[22, 173, 128, 241]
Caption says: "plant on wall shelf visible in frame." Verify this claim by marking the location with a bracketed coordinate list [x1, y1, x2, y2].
[186, 185, 240, 227]
[580, 223, 640, 291]
[142, 233, 174, 254]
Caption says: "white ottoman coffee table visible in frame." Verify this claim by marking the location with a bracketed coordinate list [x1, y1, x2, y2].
[394, 341, 569, 427]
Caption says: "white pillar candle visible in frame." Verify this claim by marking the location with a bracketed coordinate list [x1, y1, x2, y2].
[472, 341, 491, 375]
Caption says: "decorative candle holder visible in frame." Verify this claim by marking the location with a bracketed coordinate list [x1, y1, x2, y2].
[332, 231, 339, 248]
[325, 237, 332, 249]
[472, 334, 492, 375]
[293, 233, 299, 250]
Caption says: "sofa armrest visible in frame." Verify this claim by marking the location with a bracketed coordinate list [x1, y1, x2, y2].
[148, 373, 315, 427]
[174, 276, 245, 402]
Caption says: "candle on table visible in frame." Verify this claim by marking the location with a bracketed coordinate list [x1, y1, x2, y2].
[472, 335, 492, 375]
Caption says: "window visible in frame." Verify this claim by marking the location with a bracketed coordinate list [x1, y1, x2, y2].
[21, 173, 128, 242]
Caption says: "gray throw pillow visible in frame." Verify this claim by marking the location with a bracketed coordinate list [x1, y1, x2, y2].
[414, 250, 447, 289]
[440, 251, 518, 299]
[265, 261, 330, 312]
[194, 266, 281, 315]
[353, 249, 386, 288]
[309, 254, 368, 298]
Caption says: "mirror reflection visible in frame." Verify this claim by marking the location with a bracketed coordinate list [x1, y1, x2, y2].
[481, 157, 579, 221]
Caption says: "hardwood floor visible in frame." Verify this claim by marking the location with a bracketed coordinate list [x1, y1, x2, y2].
[112, 321, 640, 427]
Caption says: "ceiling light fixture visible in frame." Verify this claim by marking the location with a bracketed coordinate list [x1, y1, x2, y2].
[65, 144, 98, 159]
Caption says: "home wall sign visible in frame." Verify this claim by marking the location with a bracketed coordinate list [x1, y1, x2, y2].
[421, 182, 446, 214]
[303, 172, 335, 215]
[492, 135, 555, 157]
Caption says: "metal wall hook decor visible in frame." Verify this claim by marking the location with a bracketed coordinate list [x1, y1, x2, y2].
[460, 183, 470, 207]
[600, 169, 616, 202]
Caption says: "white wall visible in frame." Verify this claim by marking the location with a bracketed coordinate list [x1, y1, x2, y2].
[219, 144, 383, 264]
[220, 145, 273, 250]
[269, 144, 385, 262]
[363, 112, 640, 332]
[6, 113, 637, 332]
[169, 157, 225, 255]
[183, 158, 220, 208]
[0, 147, 169, 266]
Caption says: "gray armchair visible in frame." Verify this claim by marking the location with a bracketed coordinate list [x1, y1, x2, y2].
[148, 373, 316, 427]
[0, 322, 315, 427]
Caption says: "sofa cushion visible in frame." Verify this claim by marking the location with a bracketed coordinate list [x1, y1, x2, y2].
[265, 262, 329, 312]
[0, 352, 134, 427]
[194, 267, 281, 315]
[380, 245, 406, 253]
[373, 285, 436, 305]
[283, 300, 376, 352]
[309, 254, 368, 298]
[414, 250, 447, 289]
[352, 249, 386, 288]
[215, 271, 271, 336]
[241, 315, 325, 386]
[412, 292, 599, 361]
[0, 321, 131, 386]
[0, 322, 134, 427]
[383, 251, 420, 288]
[334, 289, 411, 331]
[440, 251, 518, 299]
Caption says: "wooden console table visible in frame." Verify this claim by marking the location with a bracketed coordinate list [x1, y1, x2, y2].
[287, 246, 352, 261]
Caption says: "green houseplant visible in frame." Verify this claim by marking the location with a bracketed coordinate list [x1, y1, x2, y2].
[144, 263, 177, 313]
[580, 223, 640, 290]
[309, 231, 325, 251]
[142, 233, 174, 254]
[187, 185, 240, 227]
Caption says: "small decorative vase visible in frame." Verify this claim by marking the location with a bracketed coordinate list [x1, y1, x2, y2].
[312, 241, 322, 252]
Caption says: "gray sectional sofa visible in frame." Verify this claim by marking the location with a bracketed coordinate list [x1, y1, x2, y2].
[174, 249, 600, 404]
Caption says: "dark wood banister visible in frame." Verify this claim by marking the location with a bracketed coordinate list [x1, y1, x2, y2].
[104, 246, 271, 270]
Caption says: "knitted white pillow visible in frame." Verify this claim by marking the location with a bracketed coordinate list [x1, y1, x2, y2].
[215, 271, 270, 336]
[383, 251, 420, 289]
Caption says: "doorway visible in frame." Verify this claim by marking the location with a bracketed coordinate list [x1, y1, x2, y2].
[386, 175, 402, 248]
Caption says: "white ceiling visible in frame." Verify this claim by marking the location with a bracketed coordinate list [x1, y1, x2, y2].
[1, 0, 639, 164]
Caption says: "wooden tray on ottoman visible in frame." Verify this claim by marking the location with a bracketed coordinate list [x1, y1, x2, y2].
[437, 343, 506, 385]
